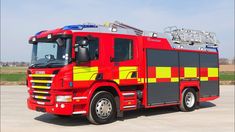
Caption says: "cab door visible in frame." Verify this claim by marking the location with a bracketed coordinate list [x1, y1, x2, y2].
[72, 33, 101, 88]
[110, 35, 139, 86]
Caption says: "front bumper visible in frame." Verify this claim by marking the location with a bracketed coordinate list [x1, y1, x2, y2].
[27, 96, 88, 115]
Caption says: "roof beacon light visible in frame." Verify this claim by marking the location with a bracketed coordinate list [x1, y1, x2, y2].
[62, 24, 98, 30]
[110, 27, 117, 32]
[199, 47, 204, 50]
[32, 37, 36, 42]
[151, 32, 158, 38]
[47, 34, 52, 39]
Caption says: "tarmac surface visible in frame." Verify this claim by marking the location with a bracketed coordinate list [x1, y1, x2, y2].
[1, 85, 234, 132]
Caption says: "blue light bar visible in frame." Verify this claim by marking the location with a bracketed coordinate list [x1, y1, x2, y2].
[35, 30, 47, 36]
[62, 24, 98, 30]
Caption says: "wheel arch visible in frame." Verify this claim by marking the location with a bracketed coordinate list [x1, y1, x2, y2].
[180, 81, 200, 103]
[86, 81, 123, 115]
[181, 86, 200, 103]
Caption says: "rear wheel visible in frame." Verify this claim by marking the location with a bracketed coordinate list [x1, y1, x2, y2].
[87, 91, 116, 124]
[179, 88, 197, 112]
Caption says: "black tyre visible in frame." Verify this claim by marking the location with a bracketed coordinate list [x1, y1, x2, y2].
[179, 88, 197, 112]
[87, 91, 116, 124]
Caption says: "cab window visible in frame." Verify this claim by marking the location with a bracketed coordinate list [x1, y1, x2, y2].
[114, 38, 133, 62]
[76, 36, 99, 60]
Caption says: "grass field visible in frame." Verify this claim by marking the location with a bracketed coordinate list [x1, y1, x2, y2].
[0, 66, 234, 85]
[1, 73, 26, 81]
[220, 72, 235, 81]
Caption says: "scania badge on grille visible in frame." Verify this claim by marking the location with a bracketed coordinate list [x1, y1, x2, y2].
[35, 71, 45, 74]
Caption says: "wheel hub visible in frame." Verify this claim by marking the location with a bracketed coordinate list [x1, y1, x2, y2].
[185, 92, 195, 108]
[95, 98, 112, 119]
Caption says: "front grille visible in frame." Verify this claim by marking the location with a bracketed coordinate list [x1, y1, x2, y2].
[32, 77, 52, 80]
[29, 74, 55, 104]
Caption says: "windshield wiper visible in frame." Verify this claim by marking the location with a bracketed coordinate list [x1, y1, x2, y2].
[30, 63, 47, 68]
[46, 63, 64, 68]
[45, 61, 65, 67]
[30, 60, 65, 68]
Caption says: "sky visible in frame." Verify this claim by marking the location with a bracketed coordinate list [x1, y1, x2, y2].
[1, 0, 234, 62]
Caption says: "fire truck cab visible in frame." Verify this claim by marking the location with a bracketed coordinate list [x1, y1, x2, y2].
[27, 21, 219, 124]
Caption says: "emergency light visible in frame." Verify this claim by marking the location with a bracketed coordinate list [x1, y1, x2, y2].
[35, 30, 47, 36]
[62, 24, 98, 30]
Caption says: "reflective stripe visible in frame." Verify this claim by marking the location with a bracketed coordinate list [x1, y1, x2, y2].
[171, 77, 179, 82]
[33, 95, 47, 99]
[37, 101, 45, 105]
[73, 67, 98, 81]
[200, 77, 208, 81]
[73, 96, 87, 100]
[148, 78, 156, 83]
[32, 86, 50, 89]
[33, 90, 49, 94]
[156, 67, 171, 78]
[123, 105, 136, 109]
[29, 74, 55, 77]
[147, 67, 179, 83]
[208, 68, 218, 77]
[73, 111, 86, 114]
[73, 66, 98, 72]
[122, 93, 135, 96]
[119, 66, 137, 79]
[113, 79, 120, 84]
[184, 67, 197, 78]
[30, 80, 52, 83]
[139, 78, 145, 83]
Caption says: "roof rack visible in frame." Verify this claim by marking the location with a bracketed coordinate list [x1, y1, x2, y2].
[164, 26, 219, 47]
[109, 21, 144, 36]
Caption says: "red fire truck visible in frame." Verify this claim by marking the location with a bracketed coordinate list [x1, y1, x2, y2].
[27, 21, 219, 124]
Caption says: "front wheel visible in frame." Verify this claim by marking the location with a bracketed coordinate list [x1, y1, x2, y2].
[179, 88, 197, 112]
[87, 91, 116, 124]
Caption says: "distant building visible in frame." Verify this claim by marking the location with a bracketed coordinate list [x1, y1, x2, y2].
[0, 61, 30, 67]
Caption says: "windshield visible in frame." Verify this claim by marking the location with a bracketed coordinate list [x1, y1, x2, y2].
[30, 38, 71, 68]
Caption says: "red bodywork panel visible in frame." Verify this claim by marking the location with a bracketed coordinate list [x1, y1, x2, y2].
[27, 27, 219, 116]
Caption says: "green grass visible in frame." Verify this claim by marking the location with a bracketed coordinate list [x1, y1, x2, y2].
[0, 73, 26, 81]
[219, 72, 235, 81]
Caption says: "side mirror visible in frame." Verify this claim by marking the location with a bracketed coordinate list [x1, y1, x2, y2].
[76, 46, 89, 64]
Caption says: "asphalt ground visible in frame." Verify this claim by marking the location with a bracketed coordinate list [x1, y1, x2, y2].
[1, 85, 234, 132]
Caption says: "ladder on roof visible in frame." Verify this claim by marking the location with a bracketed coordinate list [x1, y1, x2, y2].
[164, 26, 219, 46]
[110, 21, 144, 36]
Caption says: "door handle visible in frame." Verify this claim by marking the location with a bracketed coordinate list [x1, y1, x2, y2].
[114, 62, 119, 66]
[110, 57, 114, 62]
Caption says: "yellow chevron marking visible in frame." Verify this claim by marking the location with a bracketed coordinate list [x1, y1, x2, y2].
[113, 79, 120, 84]
[200, 77, 209, 81]
[171, 77, 179, 82]
[147, 78, 156, 83]
[73, 67, 98, 81]
[119, 67, 137, 79]
[208, 68, 219, 77]
[184, 67, 197, 78]
[156, 67, 171, 78]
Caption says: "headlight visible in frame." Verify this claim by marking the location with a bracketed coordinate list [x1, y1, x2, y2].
[56, 95, 72, 102]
